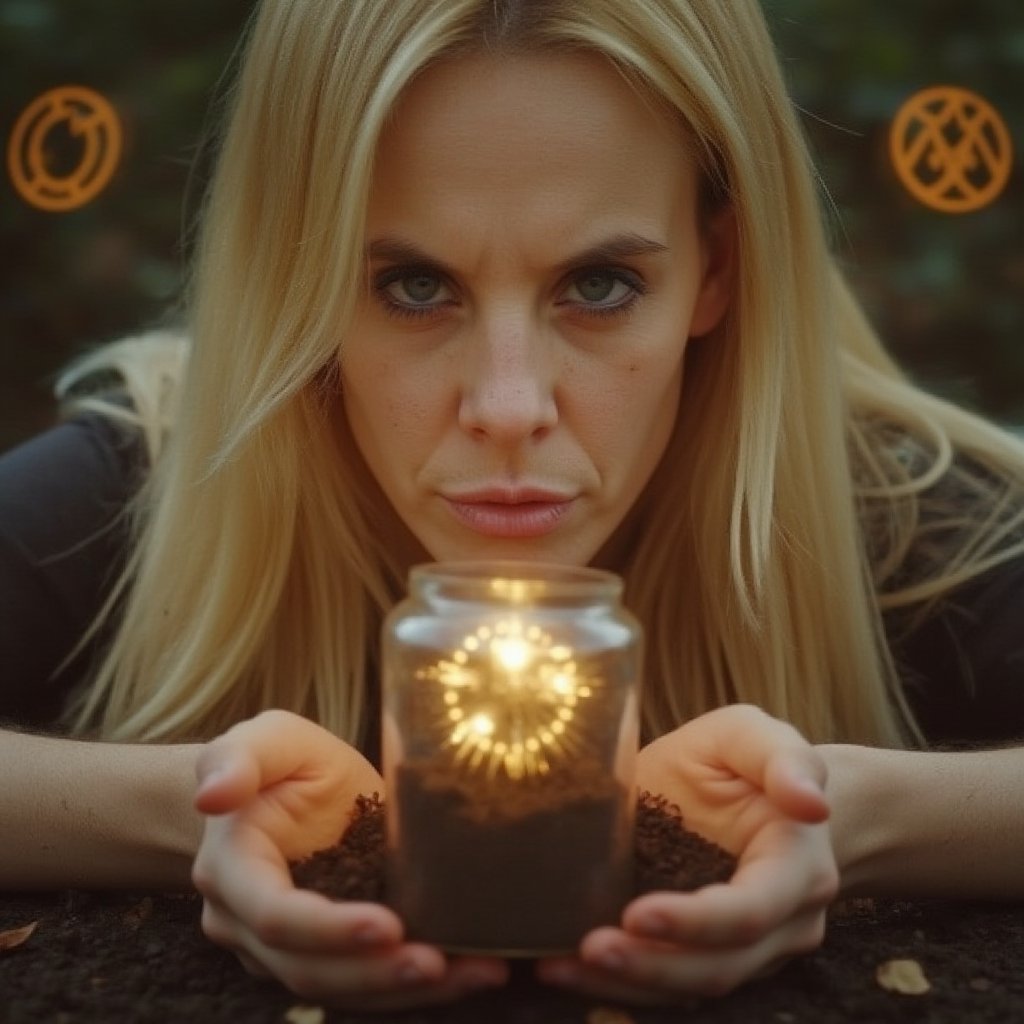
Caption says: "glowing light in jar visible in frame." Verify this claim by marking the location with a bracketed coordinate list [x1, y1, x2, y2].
[417, 616, 598, 779]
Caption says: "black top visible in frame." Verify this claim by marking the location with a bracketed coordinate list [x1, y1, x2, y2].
[0, 412, 142, 729]
[1, 412, 1022, 744]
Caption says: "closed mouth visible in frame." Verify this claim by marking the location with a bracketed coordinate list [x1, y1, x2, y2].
[442, 491, 576, 538]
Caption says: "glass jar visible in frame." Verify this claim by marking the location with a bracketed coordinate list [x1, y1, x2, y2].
[381, 561, 642, 956]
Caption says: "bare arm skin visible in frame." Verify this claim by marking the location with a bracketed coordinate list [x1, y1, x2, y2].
[0, 728, 201, 889]
[822, 743, 1024, 899]
[538, 709, 1024, 1004]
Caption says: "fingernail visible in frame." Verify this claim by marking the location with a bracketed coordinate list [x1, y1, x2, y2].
[195, 767, 226, 793]
[597, 947, 626, 971]
[463, 968, 501, 991]
[397, 961, 424, 985]
[796, 774, 825, 796]
[541, 962, 578, 986]
[352, 922, 387, 947]
[636, 912, 672, 939]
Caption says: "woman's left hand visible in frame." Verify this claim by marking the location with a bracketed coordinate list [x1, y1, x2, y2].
[537, 704, 838, 1003]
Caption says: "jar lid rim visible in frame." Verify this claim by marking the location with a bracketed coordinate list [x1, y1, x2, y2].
[409, 560, 623, 594]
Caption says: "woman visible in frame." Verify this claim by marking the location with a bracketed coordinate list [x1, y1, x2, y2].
[2, 0, 1023, 1010]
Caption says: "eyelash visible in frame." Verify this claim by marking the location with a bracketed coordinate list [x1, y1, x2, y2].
[371, 265, 647, 322]
[371, 266, 454, 321]
[561, 268, 647, 319]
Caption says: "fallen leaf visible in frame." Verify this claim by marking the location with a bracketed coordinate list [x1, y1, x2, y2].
[876, 958, 931, 995]
[587, 1009, 636, 1024]
[0, 921, 39, 953]
[284, 1006, 325, 1024]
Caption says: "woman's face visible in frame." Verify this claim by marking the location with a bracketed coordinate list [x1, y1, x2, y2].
[342, 51, 733, 567]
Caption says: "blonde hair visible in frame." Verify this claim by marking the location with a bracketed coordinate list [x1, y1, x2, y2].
[67, 0, 1024, 749]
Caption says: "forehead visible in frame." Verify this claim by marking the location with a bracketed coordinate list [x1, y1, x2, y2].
[368, 51, 697, 226]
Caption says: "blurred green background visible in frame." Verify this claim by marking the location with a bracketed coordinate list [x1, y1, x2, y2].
[769, 0, 1024, 423]
[1, 0, 1021, 452]
[0, 0, 253, 448]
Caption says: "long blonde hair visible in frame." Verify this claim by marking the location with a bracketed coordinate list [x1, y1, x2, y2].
[67, 0, 1024, 748]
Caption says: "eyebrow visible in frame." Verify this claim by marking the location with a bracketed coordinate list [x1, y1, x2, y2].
[364, 232, 670, 275]
[560, 234, 670, 268]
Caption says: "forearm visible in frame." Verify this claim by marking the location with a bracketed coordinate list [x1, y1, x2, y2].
[821, 743, 1024, 899]
[0, 728, 203, 890]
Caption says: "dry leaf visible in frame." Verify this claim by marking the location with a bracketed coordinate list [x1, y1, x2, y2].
[0, 921, 39, 953]
[587, 1009, 636, 1024]
[284, 1006, 325, 1024]
[876, 958, 931, 995]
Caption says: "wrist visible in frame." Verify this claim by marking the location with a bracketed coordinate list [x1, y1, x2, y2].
[819, 742, 1024, 900]
[817, 743, 908, 897]
[0, 732, 203, 890]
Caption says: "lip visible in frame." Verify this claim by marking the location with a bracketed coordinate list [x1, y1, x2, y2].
[442, 487, 576, 539]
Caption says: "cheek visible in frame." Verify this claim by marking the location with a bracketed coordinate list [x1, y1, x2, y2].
[343, 356, 443, 463]
[588, 332, 685, 429]
[629, 364, 682, 446]
[599, 349, 684, 479]
[563, 369, 679, 488]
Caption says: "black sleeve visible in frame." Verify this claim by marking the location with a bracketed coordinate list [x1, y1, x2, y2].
[888, 556, 1024, 746]
[0, 412, 145, 729]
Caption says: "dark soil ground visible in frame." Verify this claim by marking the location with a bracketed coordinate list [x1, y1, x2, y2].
[3, 795, 1022, 1023]
[3, 892, 1023, 1023]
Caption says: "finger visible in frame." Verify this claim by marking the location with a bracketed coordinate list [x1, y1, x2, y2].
[195, 710, 381, 814]
[194, 712, 295, 814]
[197, 830, 405, 954]
[194, 744, 262, 814]
[225, 922, 448, 1003]
[289, 951, 508, 1012]
[541, 907, 825, 1002]
[764, 749, 829, 823]
[539, 953, 702, 1006]
[234, 948, 270, 977]
[211, 901, 506, 1011]
[201, 891, 397, 963]
[691, 705, 825, 793]
[325, 956, 507, 1012]
[622, 822, 836, 948]
[200, 889, 442, 995]
[333, 964, 507, 1013]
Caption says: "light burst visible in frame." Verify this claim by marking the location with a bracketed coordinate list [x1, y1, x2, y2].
[416, 617, 598, 779]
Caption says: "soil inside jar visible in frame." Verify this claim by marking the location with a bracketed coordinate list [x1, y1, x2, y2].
[384, 759, 632, 955]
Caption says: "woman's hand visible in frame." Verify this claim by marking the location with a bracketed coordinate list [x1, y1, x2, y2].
[537, 704, 838, 1003]
[191, 709, 507, 1010]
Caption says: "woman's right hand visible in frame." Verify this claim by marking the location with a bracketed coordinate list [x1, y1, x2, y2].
[191, 709, 508, 1010]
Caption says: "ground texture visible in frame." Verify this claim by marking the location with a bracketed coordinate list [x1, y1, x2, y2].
[2, 892, 1023, 1023]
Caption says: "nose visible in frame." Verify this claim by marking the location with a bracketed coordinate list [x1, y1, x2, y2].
[458, 313, 558, 445]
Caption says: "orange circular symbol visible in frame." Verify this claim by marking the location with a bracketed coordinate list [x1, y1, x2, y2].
[889, 86, 1013, 214]
[7, 85, 123, 212]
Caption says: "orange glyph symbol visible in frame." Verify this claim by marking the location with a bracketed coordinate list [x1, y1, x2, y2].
[7, 85, 123, 212]
[889, 86, 1013, 214]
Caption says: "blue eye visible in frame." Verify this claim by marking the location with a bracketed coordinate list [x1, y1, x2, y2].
[387, 272, 445, 304]
[573, 272, 626, 303]
[374, 267, 455, 318]
[561, 267, 645, 315]
[400, 274, 441, 303]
